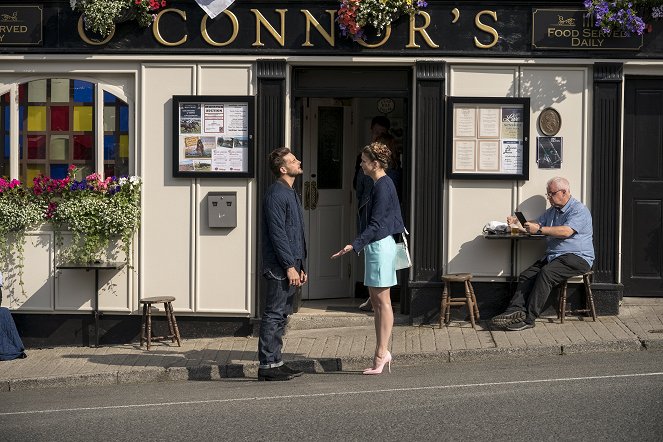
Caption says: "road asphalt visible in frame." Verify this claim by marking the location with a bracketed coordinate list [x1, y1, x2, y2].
[0, 298, 661, 391]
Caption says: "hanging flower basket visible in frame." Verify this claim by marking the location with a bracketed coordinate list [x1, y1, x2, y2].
[337, 0, 428, 41]
[584, 0, 663, 35]
[71, 0, 167, 38]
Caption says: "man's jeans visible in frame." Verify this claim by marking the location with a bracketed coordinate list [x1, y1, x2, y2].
[258, 274, 296, 368]
[507, 253, 590, 324]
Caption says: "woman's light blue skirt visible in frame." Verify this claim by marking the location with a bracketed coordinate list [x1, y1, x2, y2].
[364, 235, 397, 288]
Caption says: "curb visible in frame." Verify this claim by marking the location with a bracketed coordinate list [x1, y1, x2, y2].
[1, 338, 658, 392]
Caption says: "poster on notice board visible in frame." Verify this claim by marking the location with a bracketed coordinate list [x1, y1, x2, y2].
[172, 96, 254, 178]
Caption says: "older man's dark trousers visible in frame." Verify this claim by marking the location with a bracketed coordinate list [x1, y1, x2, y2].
[506, 254, 590, 324]
[258, 275, 296, 368]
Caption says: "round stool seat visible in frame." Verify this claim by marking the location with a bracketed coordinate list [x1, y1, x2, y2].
[441, 273, 472, 282]
[140, 296, 176, 304]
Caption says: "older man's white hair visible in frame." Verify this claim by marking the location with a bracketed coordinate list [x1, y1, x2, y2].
[547, 176, 569, 191]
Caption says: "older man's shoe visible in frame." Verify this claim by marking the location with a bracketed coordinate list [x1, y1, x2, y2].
[491, 310, 526, 327]
[258, 366, 295, 381]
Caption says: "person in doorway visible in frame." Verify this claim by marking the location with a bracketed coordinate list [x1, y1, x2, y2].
[258, 147, 308, 381]
[354, 116, 391, 312]
[491, 177, 594, 331]
[332, 142, 405, 375]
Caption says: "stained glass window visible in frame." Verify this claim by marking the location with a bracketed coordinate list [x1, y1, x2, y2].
[6, 79, 132, 184]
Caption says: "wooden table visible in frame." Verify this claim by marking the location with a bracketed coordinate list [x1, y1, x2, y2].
[483, 233, 546, 293]
[56, 261, 126, 347]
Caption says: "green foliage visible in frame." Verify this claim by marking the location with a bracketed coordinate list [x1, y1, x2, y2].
[70, 0, 167, 38]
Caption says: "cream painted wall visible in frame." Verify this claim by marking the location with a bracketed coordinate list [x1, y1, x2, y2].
[446, 65, 589, 279]
[141, 63, 254, 316]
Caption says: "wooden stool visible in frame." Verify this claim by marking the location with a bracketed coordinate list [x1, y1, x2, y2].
[139, 296, 181, 350]
[440, 273, 480, 328]
[558, 271, 596, 323]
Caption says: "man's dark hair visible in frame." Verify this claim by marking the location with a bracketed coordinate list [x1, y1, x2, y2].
[371, 115, 390, 130]
[268, 147, 291, 177]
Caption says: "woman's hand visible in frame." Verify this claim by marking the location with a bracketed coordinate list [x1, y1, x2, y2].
[331, 245, 353, 259]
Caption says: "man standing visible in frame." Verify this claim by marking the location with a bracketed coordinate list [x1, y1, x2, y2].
[258, 147, 307, 381]
[491, 177, 594, 331]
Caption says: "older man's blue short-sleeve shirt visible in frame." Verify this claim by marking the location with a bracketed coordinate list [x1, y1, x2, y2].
[537, 197, 594, 267]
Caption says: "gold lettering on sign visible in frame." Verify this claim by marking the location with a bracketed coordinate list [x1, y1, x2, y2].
[406, 11, 439, 48]
[474, 10, 499, 49]
[201, 10, 239, 47]
[77, 16, 114, 46]
[154, 8, 187, 47]
[252, 9, 287, 47]
[356, 24, 391, 48]
[301, 9, 335, 47]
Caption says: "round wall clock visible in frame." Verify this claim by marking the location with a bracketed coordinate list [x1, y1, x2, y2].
[377, 98, 395, 115]
[538, 107, 562, 136]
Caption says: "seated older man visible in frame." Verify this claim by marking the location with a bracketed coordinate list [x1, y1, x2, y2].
[491, 177, 595, 331]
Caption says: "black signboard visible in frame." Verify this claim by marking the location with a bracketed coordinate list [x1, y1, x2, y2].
[532, 9, 643, 50]
[0, 5, 42, 46]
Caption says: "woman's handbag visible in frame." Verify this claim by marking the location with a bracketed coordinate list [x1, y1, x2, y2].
[394, 228, 412, 270]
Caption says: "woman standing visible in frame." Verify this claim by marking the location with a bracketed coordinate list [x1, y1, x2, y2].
[332, 142, 404, 375]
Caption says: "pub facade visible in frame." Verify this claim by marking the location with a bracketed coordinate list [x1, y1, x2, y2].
[1, 0, 661, 345]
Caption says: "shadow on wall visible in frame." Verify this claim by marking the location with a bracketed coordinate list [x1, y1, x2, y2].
[516, 194, 548, 222]
[512, 73, 585, 113]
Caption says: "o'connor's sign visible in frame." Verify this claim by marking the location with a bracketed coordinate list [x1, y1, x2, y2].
[532, 9, 643, 50]
[0, 5, 42, 45]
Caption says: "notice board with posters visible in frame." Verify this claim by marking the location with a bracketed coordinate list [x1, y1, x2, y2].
[446, 97, 530, 180]
[172, 95, 254, 178]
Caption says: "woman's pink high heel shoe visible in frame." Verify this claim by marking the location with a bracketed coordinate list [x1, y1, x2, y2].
[363, 351, 392, 375]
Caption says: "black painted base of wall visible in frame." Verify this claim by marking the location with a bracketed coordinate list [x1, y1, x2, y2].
[409, 281, 622, 325]
[13, 314, 253, 348]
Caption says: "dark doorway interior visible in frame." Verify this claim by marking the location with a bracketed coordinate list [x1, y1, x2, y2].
[622, 78, 663, 297]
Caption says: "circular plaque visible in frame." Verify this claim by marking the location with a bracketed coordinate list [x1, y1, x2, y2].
[538, 107, 562, 136]
[377, 98, 395, 115]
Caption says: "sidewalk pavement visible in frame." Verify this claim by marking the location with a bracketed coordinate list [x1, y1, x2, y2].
[1, 300, 662, 392]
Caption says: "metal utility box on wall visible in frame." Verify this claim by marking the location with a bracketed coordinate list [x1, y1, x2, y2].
[207, 192, 237, 228]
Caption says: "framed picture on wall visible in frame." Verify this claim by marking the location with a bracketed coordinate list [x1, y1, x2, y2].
[172, 95, 255, 178]
[446, 97, 530, 180]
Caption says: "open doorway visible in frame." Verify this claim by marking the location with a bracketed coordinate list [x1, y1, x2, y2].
[292, 95, 409, 303]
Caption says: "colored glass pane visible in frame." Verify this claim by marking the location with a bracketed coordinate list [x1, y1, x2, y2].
[19, 106, 24, 131]
[73, 106, 93, 131]
[73, 135, 93, 160]
[27, 79, 47, 102]
[103, 91, 116, 104]
[0, 93, 7, 104]
[104, 135, 116, 160]
[119, 135, 129, 158]
[26, 165, 46, 185]
[104, 164, 114, 178]
[50, 164, 68, 179]
[119, 105, 129, 131]
[18, 137, 22, 159]
[2, 105, 7, 129]
[103, 106, 116, 132]
[27, 135, 46, 159]
[73, 80, 93, 103]
[27, 106, 47, 131]
[49, 135, 69, 161]
[3, 136, 8, 158]
[51, 79, 70, 103]
[18, 83, 26, 102]
[50, 106, 70, 131]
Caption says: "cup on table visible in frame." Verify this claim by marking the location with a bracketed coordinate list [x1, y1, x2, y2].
[510, 224, 519, 235]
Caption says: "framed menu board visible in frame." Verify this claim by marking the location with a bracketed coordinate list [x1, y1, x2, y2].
[172, 95, 255, 178]
[446, 97, 530, 180]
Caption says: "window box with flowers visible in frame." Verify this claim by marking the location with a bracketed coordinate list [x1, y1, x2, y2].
[584, 0, 663, 35]
[70, 0, 167, 38]
[337, 0, 428, 41]
[0, 166, 141, 297]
